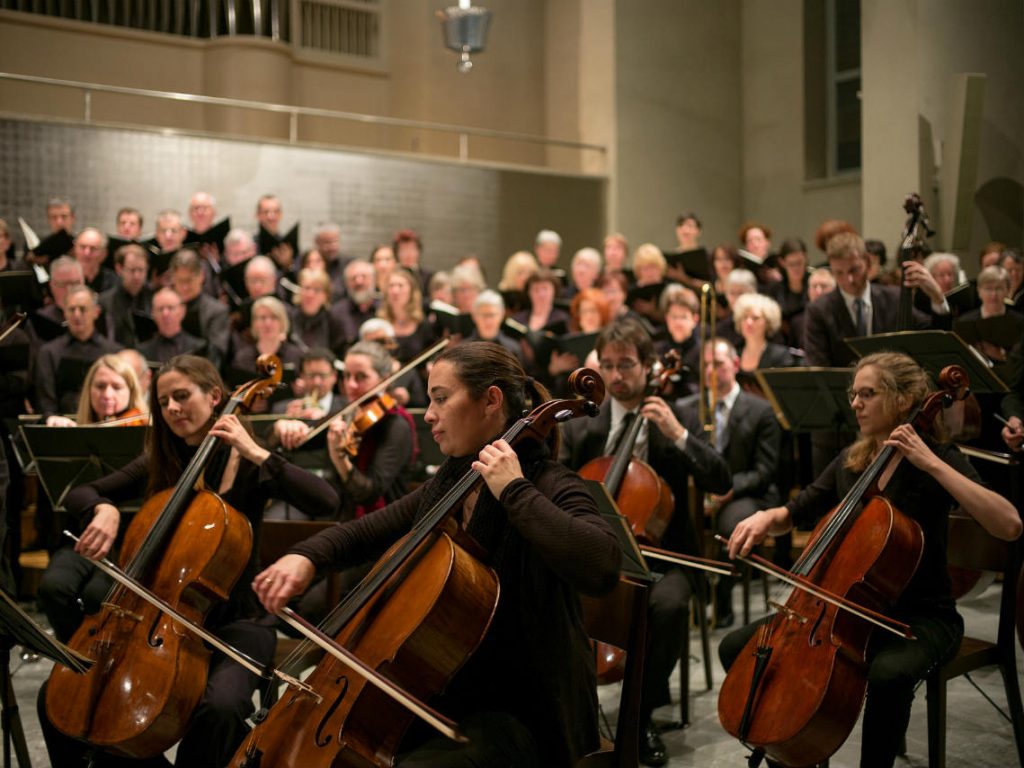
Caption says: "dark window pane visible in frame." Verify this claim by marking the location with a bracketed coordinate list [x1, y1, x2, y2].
[836, 78, 861, 171]
[835, 0, 861, 72]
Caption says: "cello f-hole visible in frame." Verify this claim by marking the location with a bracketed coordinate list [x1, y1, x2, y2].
[146, 612, 165, 648]
[314, 673, 350, 748]
[807, 602, 827, 648]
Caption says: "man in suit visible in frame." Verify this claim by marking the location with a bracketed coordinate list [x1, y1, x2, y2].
[99, 243, 152, 347]
[559, 318, 730, 767]
[680, 337, 781, 626]
[137, 287, 207, 363]
[169, 248, 229, 369]
[803, 232, 937, 474]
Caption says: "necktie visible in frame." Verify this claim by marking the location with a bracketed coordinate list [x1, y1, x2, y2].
[715, 401, 728, 452]
[854, 297, 868, 337]
[610, 411, 638, 456]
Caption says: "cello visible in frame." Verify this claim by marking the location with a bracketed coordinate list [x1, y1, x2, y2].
[577, 350, 682, 546]
[718, 365, 970, 767]
[45, 355, 282, 758]
[229, 368, 605, 768]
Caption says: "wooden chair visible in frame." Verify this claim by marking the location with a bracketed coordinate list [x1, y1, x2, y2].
[922, 512, 1024, 767]
[577, 577, 651, 768]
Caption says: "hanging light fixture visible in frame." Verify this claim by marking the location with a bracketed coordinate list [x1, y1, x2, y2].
[437, 0, 493, 73]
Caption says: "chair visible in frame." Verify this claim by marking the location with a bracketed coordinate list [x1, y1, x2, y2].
[922, 512, 1024, 767]
[258, 519, 341, 703]
[577, 577, 651, 768]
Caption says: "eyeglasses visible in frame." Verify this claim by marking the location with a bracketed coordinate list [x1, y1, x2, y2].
[599, 360, 639, 374]
[847, 387, 882, 404]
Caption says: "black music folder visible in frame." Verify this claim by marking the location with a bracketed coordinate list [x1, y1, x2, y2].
[754, 367, 858, 433]
[580, 478, 654, 582]
[258, 224, 299, 257]
[185, 217, 231, 253]
[954, 313, 1024, 353]
[665, 248, 711, 282]
[844, 330, 1009, 394]
[0, 588, 91, 673]
[21, 425, 147, 512]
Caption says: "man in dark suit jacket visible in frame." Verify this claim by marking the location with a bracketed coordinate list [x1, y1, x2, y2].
[559, 318, 730, 767]
[169, 248, 229, 370]
[803, 232, 938, 475]
[680, 338, 781, 625]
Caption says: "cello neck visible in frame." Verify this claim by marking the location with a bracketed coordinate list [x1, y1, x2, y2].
[604, 410, 645, 496]
[125, 396, 244, 580]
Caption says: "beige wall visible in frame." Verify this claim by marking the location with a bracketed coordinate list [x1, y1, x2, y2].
[862, 0, 1024, 261]
[614, 0, 743, 252]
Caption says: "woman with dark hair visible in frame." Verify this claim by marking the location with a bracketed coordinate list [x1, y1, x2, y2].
[38, 355, 338, 768]
[720, 351, 1021, 768]
[255, 342, 620, 768]
[768, 237, 811, 345]
[513, 268, 571, 333]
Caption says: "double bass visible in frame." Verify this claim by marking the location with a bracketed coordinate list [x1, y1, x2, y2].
[230, 369, 605, 768]
[45, 356, 282, 758]
[718, 365, 970, 767]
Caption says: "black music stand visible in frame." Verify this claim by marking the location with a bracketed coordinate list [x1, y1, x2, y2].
[0, 587, 92, 768]
[580, 478, 655, 583]
[754, 367, 857, 435]
[843, 330, 1009, 395]
[19, 426, 147, 514]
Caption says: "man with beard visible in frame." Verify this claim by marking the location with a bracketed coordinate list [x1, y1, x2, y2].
[330, 258, 377, 345]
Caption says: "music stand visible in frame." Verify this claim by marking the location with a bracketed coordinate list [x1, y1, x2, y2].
[0, 587, 92, 768]
[844, 330, 1009, 394]
[580, 478, 655, 583]
[19, 426, 147, 514]
[754, 367, 857, 435]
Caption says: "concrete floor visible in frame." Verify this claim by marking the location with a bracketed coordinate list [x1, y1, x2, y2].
[4, 578, 1021, 767]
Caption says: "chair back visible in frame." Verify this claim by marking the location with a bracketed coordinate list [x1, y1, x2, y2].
[578, 577, 650, 768]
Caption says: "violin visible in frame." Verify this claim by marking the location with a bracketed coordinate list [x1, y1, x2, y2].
[229, 368, 605, 768]
[340, 391, 398, 457]
[717, 365, 970, 767]
[45, 356, 282, 758]
[96, 407, 149, 428]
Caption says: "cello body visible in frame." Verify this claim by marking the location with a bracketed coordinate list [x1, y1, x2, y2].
[46, 487, 253, 757]
[229, 529, 499, 768]
[578, 455, 673, 546]
[718, 496, 923, 767]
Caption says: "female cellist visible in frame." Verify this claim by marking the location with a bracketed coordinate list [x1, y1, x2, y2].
[720, 351, 1021, 768]
[37, 354, 339, 768]
[254, 341, 621, 767]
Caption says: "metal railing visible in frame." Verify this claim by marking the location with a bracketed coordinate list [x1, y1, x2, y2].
[0, 72, 608, 170]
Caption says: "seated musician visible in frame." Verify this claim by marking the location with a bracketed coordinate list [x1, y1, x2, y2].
[679, 338, 781, 627]
[720, 351, 1021, 768]
[1001, 340, 1024, 453]
[37, 354, 338, 768]
[273, 342, 414, 520]
[35, 285, 122, 422]
[254, 342, 621, 768]
[43, 354, 148, 429]
[559, 318, 731, 767]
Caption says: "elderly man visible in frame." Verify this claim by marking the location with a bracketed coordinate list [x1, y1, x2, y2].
[330, 259, 377, 343]
[138, 287, 208, 363]
[224, 228, 258, 267]
[154, 209, 187, 255]
[188, 192, 217, 235]
[313, 222, 349, 298]
[565, 247, 602, 300]
[99, 243, 152, 347]
[244, 255, 279, 300]
[30, 257, 83, 340]
[34, 285, 121, 419]
[73, 228, 117, 293]
[169, 248, 229, 368]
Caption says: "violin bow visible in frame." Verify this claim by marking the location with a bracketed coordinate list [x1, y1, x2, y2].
[640, 544, 738, 577]
[297, 337, 450, 446]
[714, 535, 914, 640]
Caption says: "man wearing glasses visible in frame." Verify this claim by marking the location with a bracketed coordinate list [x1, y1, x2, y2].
[558, 317, 730, 767]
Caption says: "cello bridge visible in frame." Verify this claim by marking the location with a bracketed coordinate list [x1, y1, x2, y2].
[276, 672, 323, 704]
[101, 602, 144, 622]
[768, 601, 808, 624]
